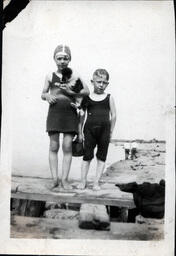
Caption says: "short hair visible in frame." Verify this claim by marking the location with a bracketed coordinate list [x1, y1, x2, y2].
[93, 69, 109, 81]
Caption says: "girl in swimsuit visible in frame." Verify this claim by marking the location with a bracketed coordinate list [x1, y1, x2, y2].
[41, 44, 89, 190]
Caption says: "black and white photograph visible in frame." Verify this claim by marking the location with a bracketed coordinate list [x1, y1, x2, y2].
[0, 0, 175, 255]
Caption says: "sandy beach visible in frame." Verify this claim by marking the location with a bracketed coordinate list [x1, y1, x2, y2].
[102, 141, 165, 185]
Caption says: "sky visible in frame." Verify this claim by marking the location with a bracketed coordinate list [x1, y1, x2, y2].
[1, 0, 175, 176]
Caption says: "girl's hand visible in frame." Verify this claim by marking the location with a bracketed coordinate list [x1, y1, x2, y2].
[54, 82, 61, 88]
[45, 94, 57, 104]
[60, 83, 67, 90]
[60, 83, 74, 95]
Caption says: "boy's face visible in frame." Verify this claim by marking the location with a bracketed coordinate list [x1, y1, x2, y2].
[91, 74, 109, 94]
[54, 53, 70, 70]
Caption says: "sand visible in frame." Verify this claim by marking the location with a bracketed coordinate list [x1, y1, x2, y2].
[102, 142, 165, 185]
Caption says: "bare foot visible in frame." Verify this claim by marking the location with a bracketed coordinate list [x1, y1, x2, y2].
[52, 182, 62, 192]
[47, 179, 59, 191]
[77, 181, 86, 190]
[93, 184, 101, 191]
[61, 180, 72, 190]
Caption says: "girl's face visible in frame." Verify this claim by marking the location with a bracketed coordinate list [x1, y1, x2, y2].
[91, 75, 109, 94]
[54, 53, 70, 70]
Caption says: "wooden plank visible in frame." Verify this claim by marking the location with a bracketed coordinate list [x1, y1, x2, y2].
[11, 182, 19, 193]
[79, 204, 110, 230]
[10, 215, 164, 240]
[11, 175, 135, 208]
[11, 192, 134, 208]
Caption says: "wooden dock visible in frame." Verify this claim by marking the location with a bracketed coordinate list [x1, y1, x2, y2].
[10, 143, 165, 240]
[11, 175, 135, 208]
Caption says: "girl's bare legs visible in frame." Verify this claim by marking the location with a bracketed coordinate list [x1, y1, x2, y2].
[93, 159, 105, 191]
[61, 133, 74, 189]
[77, 160, 91, 189]
[49, 133, 60, 188]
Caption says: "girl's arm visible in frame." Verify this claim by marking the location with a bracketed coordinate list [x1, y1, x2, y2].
[41, 74, 57, 104]
[109, 95, 117, 139]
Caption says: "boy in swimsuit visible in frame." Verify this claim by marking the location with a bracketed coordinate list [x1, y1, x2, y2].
[41, 44, 89, 190]
[78, 69, 116, 190]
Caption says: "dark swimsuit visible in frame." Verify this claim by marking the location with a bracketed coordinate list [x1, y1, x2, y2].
[46, 73, 79, 135]
[82, 94, 111, 162]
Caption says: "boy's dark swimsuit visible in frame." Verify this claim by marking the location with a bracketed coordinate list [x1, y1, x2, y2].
[82, 94, 111, 162]
[46, 72, 79, 134]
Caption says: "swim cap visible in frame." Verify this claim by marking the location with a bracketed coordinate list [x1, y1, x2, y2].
[53, 44, 71, 60]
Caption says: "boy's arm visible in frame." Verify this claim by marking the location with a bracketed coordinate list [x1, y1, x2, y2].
[77, 96, 88, 142]
[41, 74, 57, 104]
[77, 78, 90, 97]
[109, 95, 117, 139]
[78, 111, 86, 142]
[77, 96, 87, 142]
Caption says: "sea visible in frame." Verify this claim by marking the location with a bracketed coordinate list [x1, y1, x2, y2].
[12, 143, 125, 180]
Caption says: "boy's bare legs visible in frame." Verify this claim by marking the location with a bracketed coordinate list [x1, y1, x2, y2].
[77, 160, 91, 189]
[61, 133, 74, 189]
[93, 159, 105, 191]
[49, 133, 60, 188]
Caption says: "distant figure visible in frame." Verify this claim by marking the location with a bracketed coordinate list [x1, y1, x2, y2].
[131, 141, 138, 160]
[124, 142, 131, 160]
[77, 69, 117, 190]
[124, 141, 138, 160]
[41, 44, 89, 190]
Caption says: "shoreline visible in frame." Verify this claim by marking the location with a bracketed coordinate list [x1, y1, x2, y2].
[111, 139, 166, 144]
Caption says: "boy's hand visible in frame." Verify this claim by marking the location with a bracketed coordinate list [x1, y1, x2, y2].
[45, 94, 57, 104]
[109, 131, 113, 141]
[78, 133, 83, 143]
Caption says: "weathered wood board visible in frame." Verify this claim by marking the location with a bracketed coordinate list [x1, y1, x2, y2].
[10, 215, 164, 240]
[11, 175, 135, 208]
